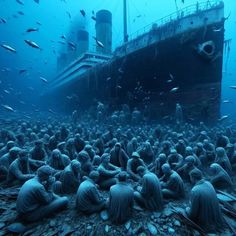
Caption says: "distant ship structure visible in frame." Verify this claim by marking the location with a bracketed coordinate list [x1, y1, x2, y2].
[47, 1, 225, 123]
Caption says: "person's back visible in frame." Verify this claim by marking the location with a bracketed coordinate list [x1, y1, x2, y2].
[17, 177, 50, 215]
[58, 160, 81, 194]
[168, 171, 184, 197]
[8, 157, 34, 184]
[110, 143, 128, 169]
[76, 171, 105, 214]
[161, 164, 185, 199]
[142, 172, 163, 211]
[109, 172, 134, 224]
[76, 179, 93, 210]
[189, 180, 223, 232]
[187, 169, 224, 233]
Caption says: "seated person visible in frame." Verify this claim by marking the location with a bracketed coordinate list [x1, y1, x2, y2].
[176, 156, 199, 182]
[185, 146, 201, 167]
[16, 165, 68, 222]
[76, 171, 106, 214]
[215, 147, 232, 174]
[127, 152, 146, 182]
[0, 140, 15, 157]
[57, 142, 70, 157]
[77, 150, 93, 177]
[97, 153, 120, 189]
[0, 147, 21, 182]
[110, 143, 128, 170]
[48, 149, 70, 177]
[209, 163, 233, 190]
[138, 141, 154, 165]
[167, 148, 183, 170]
[134, 166, 163, 211]
[92, 155, 102, 169]
[30, 140, 47, 161]
[160, 163, 185, 199]
[54, 160, 81, 194]
[186, 169, 224, 233]
[148, 153, 167, 178]
[108, 171, 134, 224]
[7, 149, 36, 185]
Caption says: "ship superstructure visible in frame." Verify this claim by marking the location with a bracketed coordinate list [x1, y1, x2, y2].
[46, 1, 225, 123]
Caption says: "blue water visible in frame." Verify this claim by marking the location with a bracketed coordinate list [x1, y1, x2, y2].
[0, 0, 235, 119]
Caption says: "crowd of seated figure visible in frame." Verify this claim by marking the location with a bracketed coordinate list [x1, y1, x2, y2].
[0, 107, 236, 233]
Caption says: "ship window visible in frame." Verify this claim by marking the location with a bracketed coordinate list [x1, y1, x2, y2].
[204, 44, 213, 54]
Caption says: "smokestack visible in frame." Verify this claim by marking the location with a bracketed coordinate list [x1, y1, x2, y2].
[96, 10, 112, 54]
[77, 30, 89, 57]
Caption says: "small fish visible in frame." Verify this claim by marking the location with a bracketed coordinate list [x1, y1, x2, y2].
[169, 73, 174, 80]
[26, 28, 39, 33]
[61, 35, 66, 40]
[19, 69, 27, 74]
[58, 41, 66, 45]
[40, 76, 48, 83]
[2, 104, 14, 112]
[159, 92, 164, 96]
[222, 100, 231, 104]
[23, 115, 31, 119]
[16, 0, 24, 5]
[36, 21, 41, 25]
[48, 108, 55, 114]
[68, 41, 76, 49]
[117, 85, 122, 89]
[24, 40, 40, 49]
[66, 11, 71, 19]
[91, 16, 96, 21]
[181, 0, 185, 3]
[213, 26, 223, 32]
[28, 86, 34, 91]
[1, 18, 7, 23]
[4, 90, 10, 94]
[1, 44, 17, 53]
[118, 68, 124, 74]
[66, 95, 72, 100]
[218, 115, 229, 122]
[93, 37, 104, 48]
[106, 77, 112, 81]
[80, 10, 86, 17]
[167, 80, 173, 83]
[92, 10, 95, 15]
[162, 115, 170, 120]
[34, 0, 39, 4]
[229, 86, 236, 90]
[18, 11, 24, 16]
[170, 87, 179, 93]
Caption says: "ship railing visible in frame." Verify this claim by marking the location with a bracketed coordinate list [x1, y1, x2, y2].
[116, 0, 223, 48]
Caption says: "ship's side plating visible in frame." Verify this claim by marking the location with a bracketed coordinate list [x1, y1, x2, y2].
[48, 2, 224, 123]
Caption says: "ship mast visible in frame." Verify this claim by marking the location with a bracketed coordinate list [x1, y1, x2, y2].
[123, 0, 128, 42]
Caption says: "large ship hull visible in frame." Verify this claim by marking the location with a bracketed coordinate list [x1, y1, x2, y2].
[47, 2, 224, 123]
